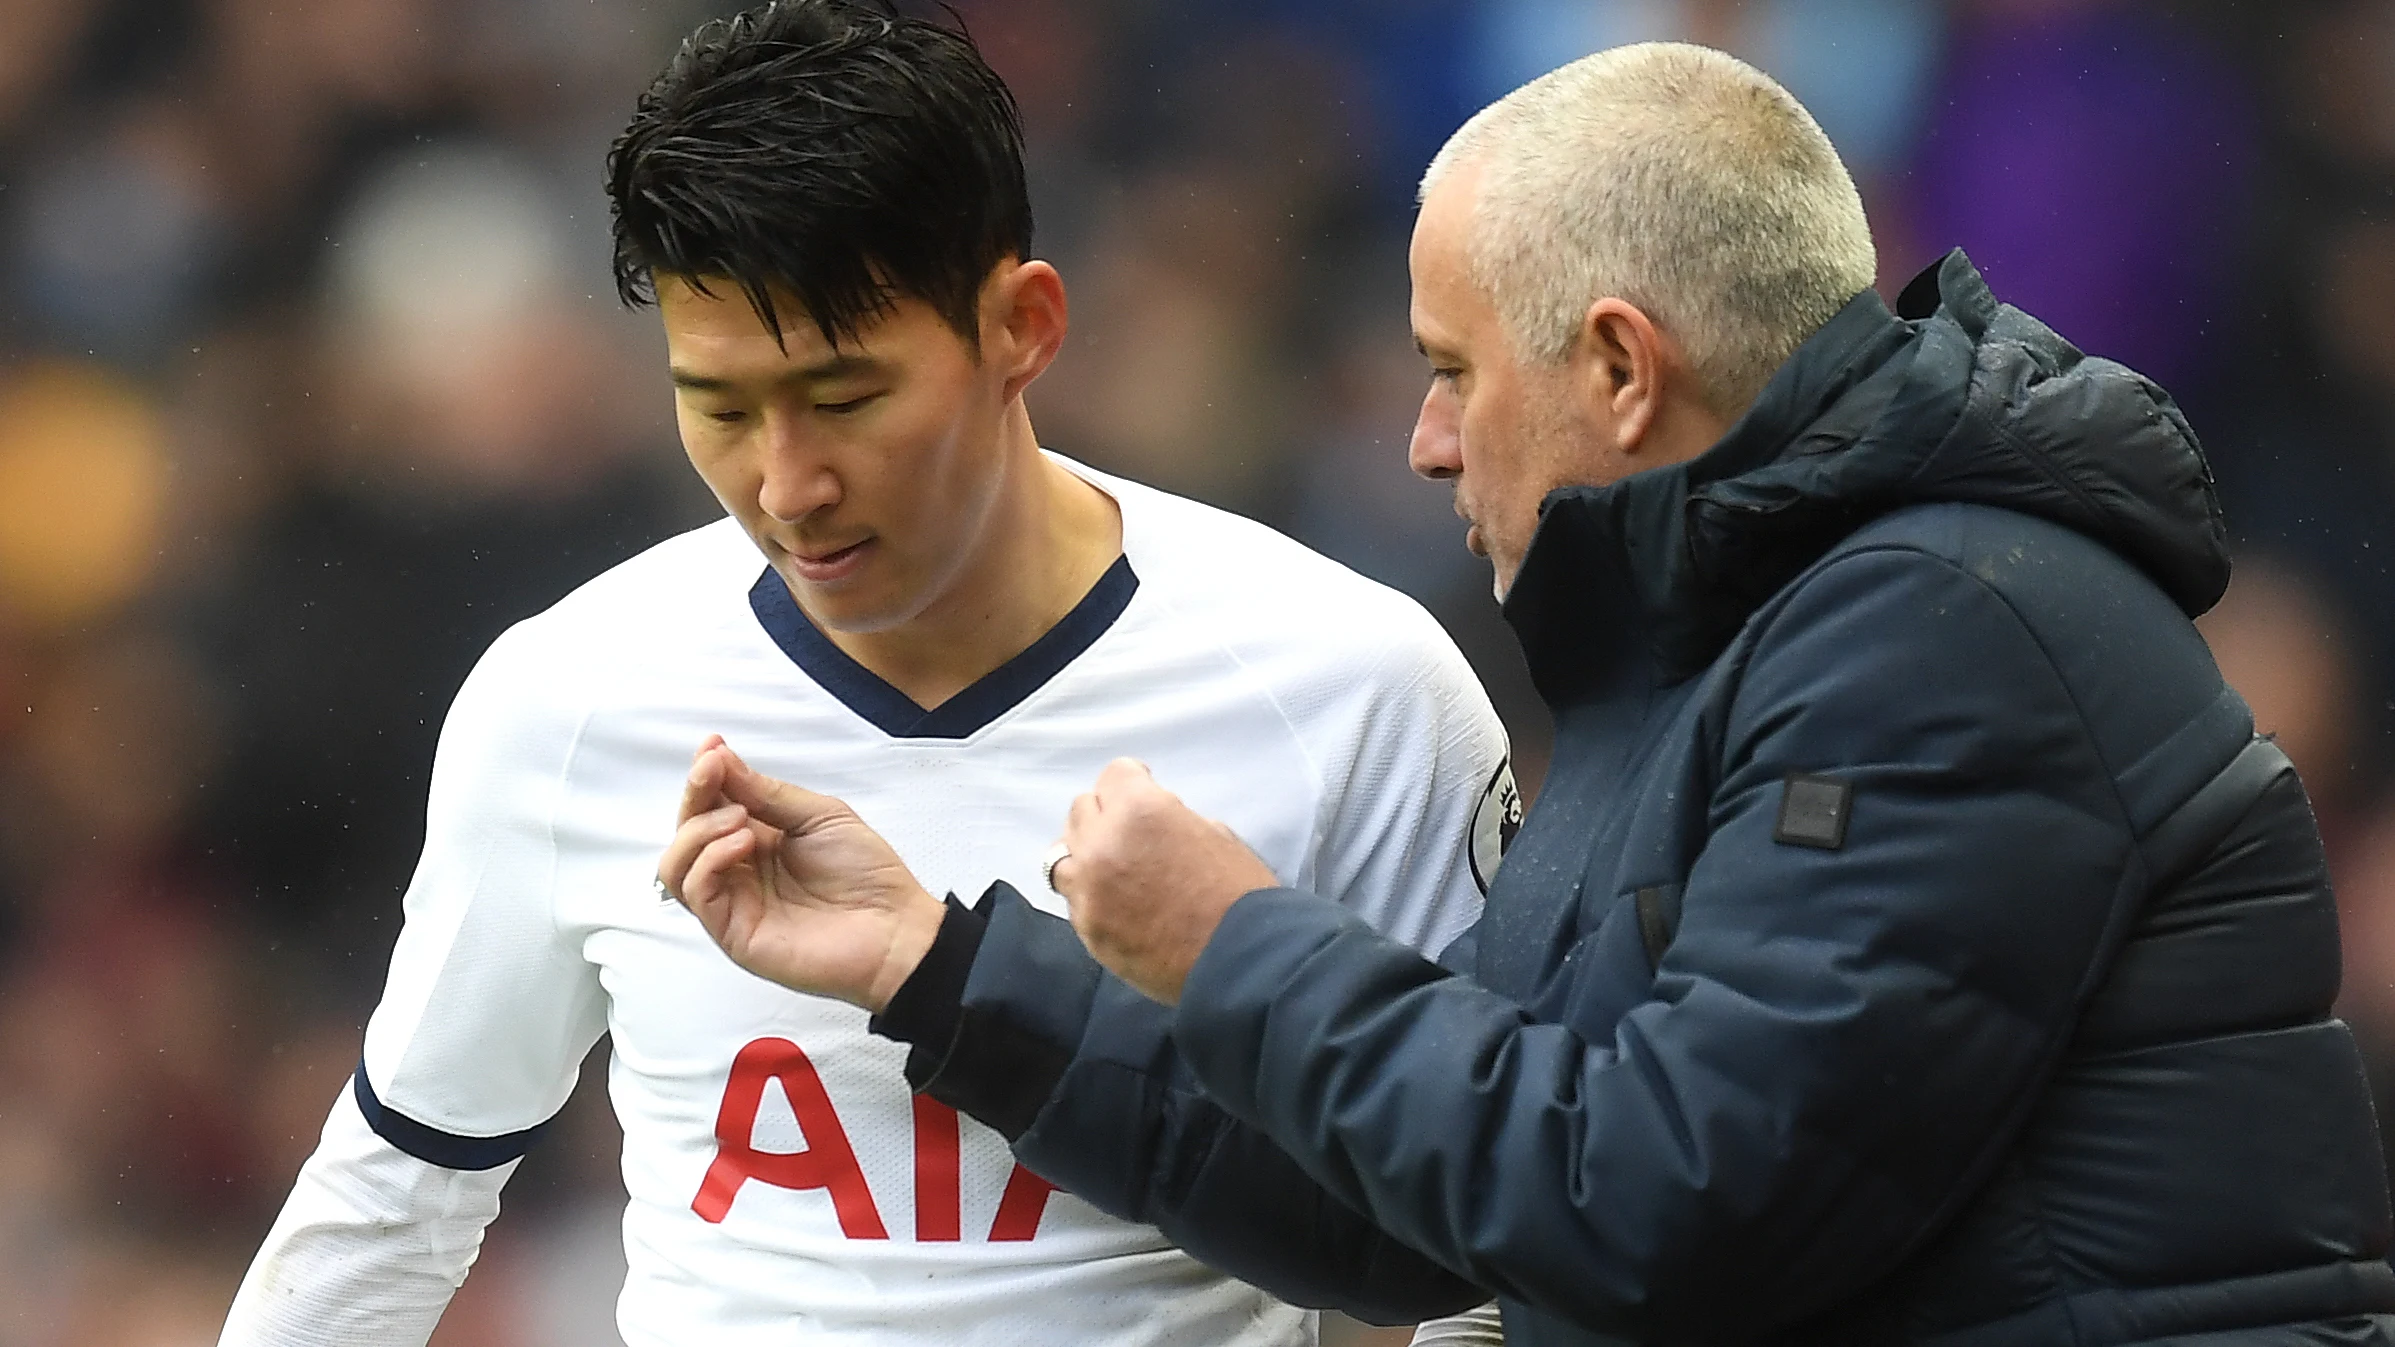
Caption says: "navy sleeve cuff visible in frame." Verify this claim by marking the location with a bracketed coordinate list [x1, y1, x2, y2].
[906, 882, 1091, 1138]
[352, 1064, 554, 1171]
[868, 892, 986, 1085]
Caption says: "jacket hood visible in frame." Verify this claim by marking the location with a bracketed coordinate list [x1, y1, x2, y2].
[1502, 249, 2231, 702]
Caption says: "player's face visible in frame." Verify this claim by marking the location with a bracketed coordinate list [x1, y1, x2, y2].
[1407, 163, 1621, 603]
[659, 273, 1021, 634]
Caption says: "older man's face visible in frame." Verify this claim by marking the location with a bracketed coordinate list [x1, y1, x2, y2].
[1406, 164, 1604, 602]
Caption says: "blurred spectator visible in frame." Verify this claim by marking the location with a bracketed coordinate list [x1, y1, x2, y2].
[2278, 0, 2395, 181]
[2198, 554, 2369, 844]
[1034, 160, 1305, 511]
[0, 362, 171, 632]
[1289, 254, 1484, 604]
[0, 0, 102, 143]
[2205, 211, 2395, 798]
[1467, 0, 1944, 183]
[1467, 0, 1688, 104]
[2329, 797, 2395, 1201]
[1222, 0, 1482, 207]
[191, 0, 460, 295]
[0, 622, 259, 1343]
[10, 94, 228, 367]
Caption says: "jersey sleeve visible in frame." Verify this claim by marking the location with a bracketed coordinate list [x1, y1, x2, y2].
[355, 619, 610, 1141]
[216, 1084, 516, 1346]
[1409, 1302, 1504, 1346]
[1305, 606, 1512, 960]
[221, 620, 610, 1345]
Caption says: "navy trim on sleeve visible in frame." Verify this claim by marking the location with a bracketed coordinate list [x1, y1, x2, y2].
[749, 554, 1139, 739]
[351, 1064, 554, 1171]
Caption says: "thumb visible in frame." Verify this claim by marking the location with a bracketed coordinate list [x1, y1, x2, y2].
[716, 748, 852, 833]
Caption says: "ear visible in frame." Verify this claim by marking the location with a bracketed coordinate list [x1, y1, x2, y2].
[1573, 297, 1673, 457]
[984, 259, 1069, 399]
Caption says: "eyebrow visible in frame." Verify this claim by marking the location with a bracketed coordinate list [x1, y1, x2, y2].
[1415, 334, 1460, 363]
[669, 353, 887, 391]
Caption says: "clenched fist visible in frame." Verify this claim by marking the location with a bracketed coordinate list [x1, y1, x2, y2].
[1048, 758, 1280, 1004]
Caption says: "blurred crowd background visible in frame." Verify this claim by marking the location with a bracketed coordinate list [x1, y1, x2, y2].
[0, 0, 2391, 1341]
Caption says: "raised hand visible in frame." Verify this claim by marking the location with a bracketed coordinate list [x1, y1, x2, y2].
[658, 736, 946, 1013]
[1050, 758, 1280, 1005]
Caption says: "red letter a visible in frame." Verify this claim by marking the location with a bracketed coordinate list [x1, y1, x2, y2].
[693, 1038, 888, 1237]
[988, 1163, 1059, 1241]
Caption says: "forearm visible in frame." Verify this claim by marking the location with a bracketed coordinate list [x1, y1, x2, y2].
[1169, 873, 2096, 1343]
[873, 882, 1483, 1323]
[219, 1086, 512, 1347]
[1173, 889, 1785, 1337]
[1018, 1047, 1486, 1323]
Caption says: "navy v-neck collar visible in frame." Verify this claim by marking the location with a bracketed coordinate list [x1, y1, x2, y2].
[749, 555, 1139, 739]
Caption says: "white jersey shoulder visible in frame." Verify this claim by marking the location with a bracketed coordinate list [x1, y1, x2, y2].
[1090, 463, 1472, 692]
[484, 515, 768, 696]
[1075, 463, 1512, 937]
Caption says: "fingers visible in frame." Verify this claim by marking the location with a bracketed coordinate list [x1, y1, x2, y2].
[1063, 788, 1099, 845]
[681, 738, 859, 835]
[1066, 759, 1181, 860]
[714, 745, 859, 834]
[1057, 779, 1116, 894]
[684, 823, 757, 905]
[679, 825, 759, 943]
[678, 734, 731, 825]
[658, 800, 750, 905]
[1093, 757, 1154, 799]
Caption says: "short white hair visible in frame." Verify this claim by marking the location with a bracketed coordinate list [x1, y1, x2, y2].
[1423, 43, 1877, 414]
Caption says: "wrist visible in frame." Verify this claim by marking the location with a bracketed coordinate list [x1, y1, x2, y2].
[865, 886, 947, 1014]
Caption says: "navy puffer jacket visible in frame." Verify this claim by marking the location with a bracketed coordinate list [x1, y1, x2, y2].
[896, 252, 2395, 1346]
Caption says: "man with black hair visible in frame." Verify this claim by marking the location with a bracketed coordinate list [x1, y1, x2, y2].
[216, 3, 1510, 1344]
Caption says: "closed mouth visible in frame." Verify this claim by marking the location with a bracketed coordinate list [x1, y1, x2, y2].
[795, 540, 869, 565]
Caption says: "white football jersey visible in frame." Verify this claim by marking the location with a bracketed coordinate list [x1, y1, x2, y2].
[220, 458, 1513, 1347]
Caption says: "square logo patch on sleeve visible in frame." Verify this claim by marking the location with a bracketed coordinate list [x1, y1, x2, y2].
[1774, 774, 1852, 850]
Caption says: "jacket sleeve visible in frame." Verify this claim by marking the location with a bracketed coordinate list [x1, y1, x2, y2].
[1164, 546, 2146, 1342]
[906, 885, 1489, 1326]
[220, 623, 609, 1346]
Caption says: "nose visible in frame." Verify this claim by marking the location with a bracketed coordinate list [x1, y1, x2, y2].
[755, 417, 842, 523]
[1408, 380, 1461, 482]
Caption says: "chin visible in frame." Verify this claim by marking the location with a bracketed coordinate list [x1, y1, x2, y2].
[801, 588, 917, 636]
[1487, 554, 1523, 604]
[775, 567, 902, 635]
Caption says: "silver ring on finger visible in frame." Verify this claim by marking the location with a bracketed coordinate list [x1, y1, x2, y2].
[1040, 841, 1071, 895]
[654, 875, 676, 905]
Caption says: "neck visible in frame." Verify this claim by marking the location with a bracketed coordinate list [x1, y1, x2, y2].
[822, 403, 1123, 710]
[1645, 394, 1737, 474]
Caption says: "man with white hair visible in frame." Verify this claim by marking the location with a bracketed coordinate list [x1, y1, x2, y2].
[661, 43, 2395, 1346]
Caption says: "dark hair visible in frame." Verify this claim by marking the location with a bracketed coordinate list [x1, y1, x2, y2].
[606, 0, 1032, 349]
